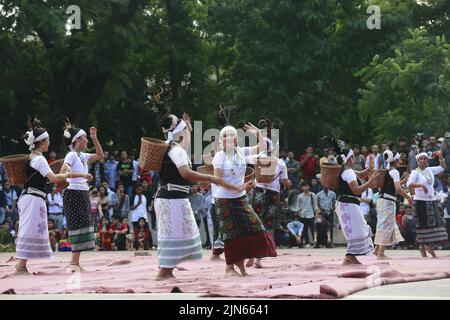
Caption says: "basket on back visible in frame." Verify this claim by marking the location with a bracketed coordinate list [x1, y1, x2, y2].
[319, 162, 341, 189]
[369, 169, 388, 189]
[49, 159, 69, 190]
[138, 137, 169, 173]
[255, 156, 278, 183]
[0, 154, 29, 186]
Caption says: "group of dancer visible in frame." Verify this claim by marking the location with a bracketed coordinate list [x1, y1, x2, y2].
[11, 113, 448, 279]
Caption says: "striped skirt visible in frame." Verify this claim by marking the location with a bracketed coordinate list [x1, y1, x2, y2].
[336, 201, 374, 256]
[374, 198, 404, 246]
[413, 200, 448, 245]
[216, 195, 277, 265]
[154, 198, 203, 268]
[16, 194, 53, 260]
[63, 189, 95, 252]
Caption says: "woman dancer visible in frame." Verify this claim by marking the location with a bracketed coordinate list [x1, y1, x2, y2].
[374, 150, 412, 259]
[213, 125, 277, 276]
[248, 143, 288, 268]
[153, 113, 226, 280]
[15, 119, 79, 274]
[334, 146, 380, 265]
[60, 119, 103, 272]
[407, 151, 447, 257]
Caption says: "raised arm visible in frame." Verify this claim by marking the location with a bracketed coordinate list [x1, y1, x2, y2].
[88, 127, 104, 163]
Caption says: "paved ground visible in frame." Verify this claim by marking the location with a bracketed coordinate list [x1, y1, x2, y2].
[1, 248, 449, 300]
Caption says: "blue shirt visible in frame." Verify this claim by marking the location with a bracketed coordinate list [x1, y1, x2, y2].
[105, 160, 119, 190]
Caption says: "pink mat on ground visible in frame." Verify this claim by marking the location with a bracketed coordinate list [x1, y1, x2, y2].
[1, 251, 450, 299]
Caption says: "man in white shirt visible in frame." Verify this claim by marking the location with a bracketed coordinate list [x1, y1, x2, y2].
[297, 182, 320, 248]
[47, 186, 64, 231]
[130, 184, 148, 229]
[360, 187, 373, 222]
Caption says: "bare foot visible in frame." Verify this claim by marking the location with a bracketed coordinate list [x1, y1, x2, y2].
[210, 254, 222, 261]
[225, 268, 241, 276]
[427, 247, 437, 258]
[14, 265, 30, 275]
[66, 264, 86, 273]
[419, 246, 428, 258]
[254, 259, 263, 268]
[156, 269, 175, 281]
[246, 259, 254, 268]
[342, 256, 362, 265]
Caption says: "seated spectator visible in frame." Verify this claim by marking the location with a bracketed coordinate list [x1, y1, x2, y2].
[48, 219, 60, 252]
[58, 228, 72, 252]
[121, 217, 134, 251]
[396, 204, 406, 228]
[3, 180, 19, 224]
[401, 205, 416, 249]
[0, 222, 15, 252]
[134, 217, 150, 251]
[287, 220, 304, 247]
[110, 216, 128, 251]
[96, 216, 114, 251]
[273, 217, 291, 248]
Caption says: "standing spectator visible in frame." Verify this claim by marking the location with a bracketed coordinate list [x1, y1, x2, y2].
[133, 217, 150, 250]
[47, 186, 64, 231]
[101, 181, 115, 217]
[98, 185, 112, 219]
[189, 184, 204, 228]
[3, 180, 18, 224]
[297, 182, 320, 248]
[360, 187, 373, 223]
[280, 150, 288, 163]
[397, 138, 410, 176]
[441, 132, 450, 175]
[286, 151, 301, 189]
[131, 151, 140, 188]
[319, 148, 329, 165]
[0, 162, 5, 186]
[202, 186, 213, 249]
[365, 145, 381, 169]
[427, 136, 440, 167]
[113, 183, 130, 219]
[0, 190, 6, 225]
[47, 151, 57, 166]
[361, 146, 369, 162]
[299, 146, 319, 184]
[104, 151, 119, 192]
[90, 160, 106, 188]
[130, 184, 148, 229]
[117, 151, 134, 196]
[408, 137, 419, 172]
[311, 178, 322, 194]
[141, 180, 154, 227]
[316, 186, 336, 247]
[352, 145, 365, 171]
[121, 217, 134, 251]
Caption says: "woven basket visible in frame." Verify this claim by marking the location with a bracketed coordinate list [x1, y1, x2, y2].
[320, 163, 341, 189]
[49, 159, 69, 190]
[244, 167, 255, 183]
[138, 137, 169, 173]
[0, 154, 28, 186]
[369, 169, 388, 189]
[197, 166, 214, 188]
[255, 156, 278, 184]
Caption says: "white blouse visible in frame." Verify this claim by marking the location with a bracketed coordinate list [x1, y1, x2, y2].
[212, 146, 252, 199]
[407, 166, 444, 201]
